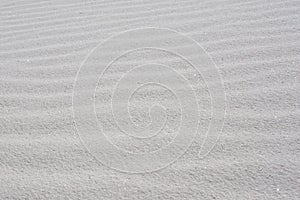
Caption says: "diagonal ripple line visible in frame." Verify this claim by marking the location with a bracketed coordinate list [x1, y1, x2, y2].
[72, 27, 226, 174]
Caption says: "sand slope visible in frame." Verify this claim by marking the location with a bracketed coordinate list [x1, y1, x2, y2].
[0, 0, 300, 199]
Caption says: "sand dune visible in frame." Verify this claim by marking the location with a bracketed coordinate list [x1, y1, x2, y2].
[1, 0, 299, 199]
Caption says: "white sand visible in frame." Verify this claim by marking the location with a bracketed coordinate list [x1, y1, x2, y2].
[1, 0, 300, 199]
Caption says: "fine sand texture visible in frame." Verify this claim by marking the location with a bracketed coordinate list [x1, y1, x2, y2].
[1, 0, 300, 199]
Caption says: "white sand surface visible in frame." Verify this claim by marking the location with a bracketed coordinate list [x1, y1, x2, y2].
[0, 0, 300, 199]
